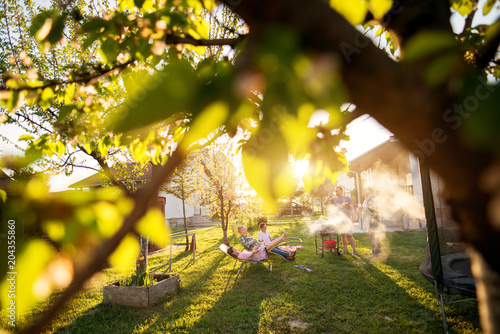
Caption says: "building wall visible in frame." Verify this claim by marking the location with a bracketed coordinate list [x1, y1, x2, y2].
[158, 190, 208, 220]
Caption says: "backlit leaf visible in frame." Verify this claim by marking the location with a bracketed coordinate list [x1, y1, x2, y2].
[109, 233, 140, 267]
[180, 101, 229, 151]
[241, 134, 295, 209]
[135, 208, 170, 247]
[0, 240, 54, 316]
[369, 0, 393, 20]
[403, 31, 457, 62]
[330, 0, 368, 26]
[25, 177, 50, 201]
[111, 61, 198, 133]
[375, 27, 384, 37]
[281, 104, 317, 154]
[93, 201, 123, 237]
[451, 0, 474, 16]
[19, 134, 35, 141]
[43, 220, 66, 242]
[483, 0, 497, 15]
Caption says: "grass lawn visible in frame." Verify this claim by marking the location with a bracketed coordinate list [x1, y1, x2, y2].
[2, 221, 481, 333]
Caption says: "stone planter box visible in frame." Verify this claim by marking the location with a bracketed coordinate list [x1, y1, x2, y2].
[103, 274, 179, 307]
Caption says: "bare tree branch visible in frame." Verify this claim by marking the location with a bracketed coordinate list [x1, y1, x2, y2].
[25, 148, 186, 334]
[0, 60, 134, 92]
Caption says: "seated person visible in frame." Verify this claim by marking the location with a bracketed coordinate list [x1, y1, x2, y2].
[238, 225, 295, 260]
[257, 222, 301, 254]
[228, 231, 290, 261]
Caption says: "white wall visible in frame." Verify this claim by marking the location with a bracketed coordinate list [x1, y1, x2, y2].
[409, 153, 424, 209]
[158, 190, 208, 219]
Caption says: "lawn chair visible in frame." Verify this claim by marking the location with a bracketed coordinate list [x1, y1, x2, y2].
[240, 237, 303, 261]
[219, 244, 272, 290]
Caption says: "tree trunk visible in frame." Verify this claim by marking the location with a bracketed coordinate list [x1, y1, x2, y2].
[470, 249, 500, 333]
[182, 198, 189, 251]
[137, 235, 148, 274]
[220, 193, 228, 244]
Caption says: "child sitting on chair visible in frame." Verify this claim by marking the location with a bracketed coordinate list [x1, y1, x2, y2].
[238, 225, 295, 260]
[228, 230, 291, 261]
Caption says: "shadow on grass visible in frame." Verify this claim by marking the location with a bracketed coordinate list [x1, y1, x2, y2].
[57, 237, 235, 333]
[52, 226, 479, 334]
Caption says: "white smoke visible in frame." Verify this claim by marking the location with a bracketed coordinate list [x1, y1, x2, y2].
[308, 205, 353, 235]
[370, 163, 425, 221]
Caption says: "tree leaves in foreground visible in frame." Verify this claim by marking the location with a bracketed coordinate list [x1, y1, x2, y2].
[3, 0, 500, 333]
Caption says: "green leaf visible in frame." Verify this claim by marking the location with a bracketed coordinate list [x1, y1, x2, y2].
[0, 90, 24, 111]
[100, 38, 120, 64]
[93, 201, 123, 237]
[40, 87, 55, 109]
[134, 0, 146, 9]
[369, 0, 393, 20]
[109, 233, 140, 267]
[0, 189, 6, 202]
[98, 137, 111, 157]
[57, 104, 76, 122]
[111, 61, 199, 133]
[330, 0, 368, 26]
[19, 134, 35, 141]
[46, 13, 66, 44]
[483, 0, 497, 15]
[43, 220, 66, 242]
[82, 18, 109, 33]
[241, 134, 295, 209]
[180, 101, 229, 151]
[55, 141, 66, 157]
[135, 208, 170, 247]
[0, 240, 54, 316]
[451, 0, 474, 16]
[30, 11, 54, 40]
[280, 104, 317, 155]
[403, 31, 457, 62]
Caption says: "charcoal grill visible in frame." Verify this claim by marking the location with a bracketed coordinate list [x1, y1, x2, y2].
[315, 226, 340, 257]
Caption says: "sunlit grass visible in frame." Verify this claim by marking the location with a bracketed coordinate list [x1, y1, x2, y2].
[1, 223, 480, 333]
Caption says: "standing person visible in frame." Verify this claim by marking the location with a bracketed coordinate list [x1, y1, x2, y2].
[362, 187, 381, 257]
[328, 186, 358, 256]
[238, 225, 295, 260]
[323, 192, 335, 207]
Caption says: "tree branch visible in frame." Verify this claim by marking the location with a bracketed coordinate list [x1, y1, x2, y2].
[0, 60, 134, 92]
[476, 16, 500, 69]
[25, 148, 186, 334]
[165, 33, 246, 48]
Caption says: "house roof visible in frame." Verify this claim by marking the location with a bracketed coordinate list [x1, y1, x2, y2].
[69, 163, 153, 188]
[348, 137, 407, 172]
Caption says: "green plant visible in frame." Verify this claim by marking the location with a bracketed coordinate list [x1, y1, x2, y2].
[119, 264, 156, 287]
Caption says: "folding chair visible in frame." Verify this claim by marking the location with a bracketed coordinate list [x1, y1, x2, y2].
[219, 244, 272, 290]
[240, 237, 303, 261]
